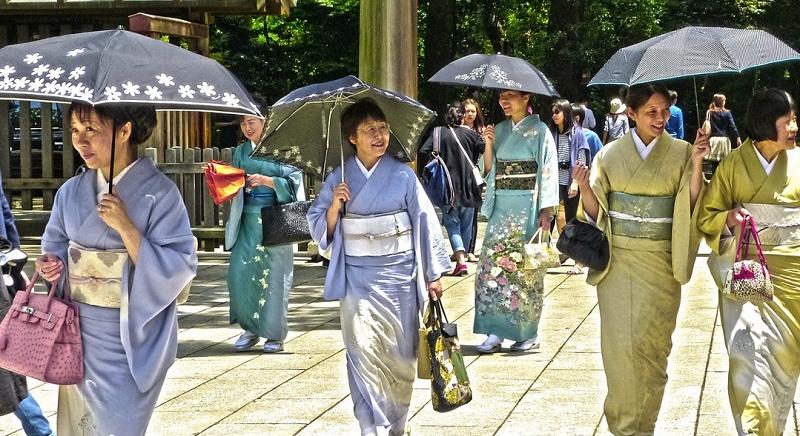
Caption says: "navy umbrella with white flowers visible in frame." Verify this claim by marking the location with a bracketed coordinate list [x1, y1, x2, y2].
[0, 28, 260, 116]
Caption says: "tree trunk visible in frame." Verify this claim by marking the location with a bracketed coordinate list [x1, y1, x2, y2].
[421, 0, 456, 123]
[544, 0, 585, 101]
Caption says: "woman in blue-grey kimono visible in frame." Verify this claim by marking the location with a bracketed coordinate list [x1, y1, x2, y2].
[307, 98, 452, 435]
[35, 103, 197, 436]
[225, 107, 303, 353]
[474, 89, 559, 354]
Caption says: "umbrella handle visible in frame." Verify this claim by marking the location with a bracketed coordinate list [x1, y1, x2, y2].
[108, 119, 116, 195]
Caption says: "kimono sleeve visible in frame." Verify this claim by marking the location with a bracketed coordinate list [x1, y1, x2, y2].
[0, 171, 20, 248]
[405, 173, 452, 283]
[306, 171, 345, 300]
[271, 163, 304, 204]
[670, 145, 704, 284]
[121, 182, 197, 392]
[538, 129, 560, 212]
[697, 157, 735, 254]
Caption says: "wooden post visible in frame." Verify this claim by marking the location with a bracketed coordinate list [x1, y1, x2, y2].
[358, 0, 419, 98]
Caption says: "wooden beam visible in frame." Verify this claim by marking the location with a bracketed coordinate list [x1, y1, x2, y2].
[129, 13, 208, 40]
[0, 0, 292, 15]
[3, 178, 69, 190]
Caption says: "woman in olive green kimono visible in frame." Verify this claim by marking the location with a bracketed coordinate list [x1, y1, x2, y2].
[698, 89, 799, 436]
[572, 83, 709, 436]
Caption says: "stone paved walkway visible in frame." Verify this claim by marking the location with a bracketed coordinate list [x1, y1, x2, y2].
[1, 244, 799, 435]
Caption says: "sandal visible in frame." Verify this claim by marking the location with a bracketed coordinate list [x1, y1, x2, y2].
[466, 253, 479, 262]
[566, 265, 584, 276]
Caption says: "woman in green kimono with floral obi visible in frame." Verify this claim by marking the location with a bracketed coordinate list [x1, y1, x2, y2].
[473, 89, 559, 354]
[572, 83, 709, 436]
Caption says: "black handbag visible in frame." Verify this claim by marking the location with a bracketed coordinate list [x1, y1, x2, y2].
[260, 180, 312, 246]
[556, 218, 610, 271]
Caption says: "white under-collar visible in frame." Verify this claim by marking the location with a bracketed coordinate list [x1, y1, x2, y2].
[355, 156, 382, 179]
[753, 144, 777, 175]
[511, 115, 530, 131]
[96, 158, 139, 200]
[631, 129, 658, 160]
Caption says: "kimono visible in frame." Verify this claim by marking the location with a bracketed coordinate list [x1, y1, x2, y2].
[474, 115, 559, 342]
[225, 141, 304, 341]
[578, 131, 703, 436]
[307, 156, 451, 435]
[42, 158, 197, 436]
[698, 140, 800, 436]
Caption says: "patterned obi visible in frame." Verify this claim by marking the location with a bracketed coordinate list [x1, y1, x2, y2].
[341, 211, 413, 257]
[608, 192, 675, 241]
[494, 159, 538, 191]
[67, 242, 128, 308]
[744, 203, 800, 246]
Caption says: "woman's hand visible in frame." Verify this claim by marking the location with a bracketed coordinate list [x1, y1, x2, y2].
[539, 208, 554, 229]
[691, 129, 711, 167]
[98, 187, 135, 235]
[246, 174, 273, 189]
[572, 164, 590, 189]
[329, 182, 351, 213]
[35, 253, 64, 282]
[726, 206, 750, 230]
[568, 181, 579, 199]
[427, 279, 443, 301]
[482, 124, 495, 148]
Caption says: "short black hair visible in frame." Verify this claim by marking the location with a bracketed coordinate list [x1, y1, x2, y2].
[445, 101, 464, 127]
[341, 98, 386, 145]
[571, 103, 585, 124]
[745, 88, 796, 142]
[626, 83, 671, 111]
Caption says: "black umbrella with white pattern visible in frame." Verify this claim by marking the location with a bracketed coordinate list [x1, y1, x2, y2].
[428, 53, 560, 97]
[0, 28, 260, 116]
[588, 26, 800, 86]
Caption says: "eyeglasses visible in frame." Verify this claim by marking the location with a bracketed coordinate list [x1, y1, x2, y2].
[552, 110, 562, 115]
[358, 123, 390, 136]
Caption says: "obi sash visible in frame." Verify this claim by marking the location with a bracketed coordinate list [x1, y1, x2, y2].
[494, 159, 538, 191]
[341, 211, 412, 257]
[608, 192, 675, 241]
[744, 203, 800, 247]
[67, 242, 127, 308]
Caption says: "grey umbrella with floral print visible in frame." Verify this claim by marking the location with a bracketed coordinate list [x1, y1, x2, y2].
[428, 53, 559, 97]
[0, 27, 261, 191]
[0, 28, 260, 116]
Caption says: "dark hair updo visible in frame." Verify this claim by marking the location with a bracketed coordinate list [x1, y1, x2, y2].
[625, 83, 671, 111]
[745, 88, 796, 142]
[445, 101, 464, 127]
[70, 103, 157, 146]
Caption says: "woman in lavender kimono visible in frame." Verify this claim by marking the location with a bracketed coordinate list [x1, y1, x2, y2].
[474, 89, 559, 354]
[35, 103, 197, 436]
[307, 99, 452, 435]
[225, 110, 303, 353]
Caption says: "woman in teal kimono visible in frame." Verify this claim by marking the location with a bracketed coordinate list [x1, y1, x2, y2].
[225, 113, 304, 353]
[474, 90, 559, 353]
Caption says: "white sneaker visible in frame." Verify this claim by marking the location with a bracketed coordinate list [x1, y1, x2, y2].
[476, 334, 503, 353]
[234, 330, 259, 351]
[263, 340, 284, 353]
[510, 336, 540, 352]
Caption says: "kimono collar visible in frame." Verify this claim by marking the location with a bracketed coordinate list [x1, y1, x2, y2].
[355, 156, 382, 179]
[631, 128, 659, 160]
[511, 114, 537, 131]
[96, 158, 140, 200]
[751, 141, 781, 176]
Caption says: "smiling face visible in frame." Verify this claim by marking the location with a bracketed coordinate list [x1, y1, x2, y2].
[240, 115, 265, 143]
[498, 90, 529, 120]
[70, 109, 131, 173]
[775, 111, 798, 151]
[349, 117, 390, 165]
[626, 92, 671, 143]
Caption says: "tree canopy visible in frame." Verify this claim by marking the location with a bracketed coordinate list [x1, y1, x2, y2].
[210, 0, 799, 132]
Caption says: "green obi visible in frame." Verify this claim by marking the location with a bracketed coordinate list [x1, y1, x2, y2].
[608, 192, 674, 240]
[495, 159, 538, 190]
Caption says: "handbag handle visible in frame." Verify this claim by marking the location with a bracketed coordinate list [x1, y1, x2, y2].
[527, 228, 552, 245]
[747, 217, 769, 269]
[735, 215, 751, 262]
[19, 270, 67, 315]
[430, 299, 450, 335]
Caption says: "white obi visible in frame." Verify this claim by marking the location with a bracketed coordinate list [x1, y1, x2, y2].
[341, 211, 413, 257]
[67, 242, 128, 308]
[744, 203, 800, 246]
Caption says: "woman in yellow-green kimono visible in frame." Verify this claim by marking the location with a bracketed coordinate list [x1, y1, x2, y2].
[572, 83, 709, 436]
[698, 88, 799, 436]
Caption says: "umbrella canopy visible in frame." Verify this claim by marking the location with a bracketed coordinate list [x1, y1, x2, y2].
[588, 26, 800, 86]
[0, 28, 260, 116]
[252, 75, 435, 177]
[428, 53, 560, 97]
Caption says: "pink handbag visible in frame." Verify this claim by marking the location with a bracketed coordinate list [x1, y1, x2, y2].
[723, 216, 774, 304]
[0, 271, 83, 384]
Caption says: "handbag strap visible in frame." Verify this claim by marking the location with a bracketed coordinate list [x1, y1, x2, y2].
[433, 127, 442, 154]
[431, 299, 450, 335]
[748, 217, 769, 268]
[735, 216, 750, 262]
[527, 227, 544, 245]
[448, 126, 479, 170]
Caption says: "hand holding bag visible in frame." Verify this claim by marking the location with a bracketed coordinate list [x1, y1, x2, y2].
[523, 228, 561, 271]
[0, 271, 83, 385]
[203, 161, 246, 205]
[556, 218, 610, 271]
[427, 299, 472, 412]
[723, 216, 773, 304]
[261, 177, 312, 246]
